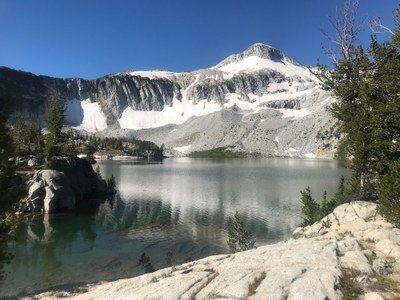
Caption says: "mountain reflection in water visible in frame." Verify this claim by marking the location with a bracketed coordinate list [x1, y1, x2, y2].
[1, 158, 350, 298]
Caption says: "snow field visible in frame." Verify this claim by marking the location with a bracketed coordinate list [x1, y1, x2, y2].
[65, 99, 107, 132]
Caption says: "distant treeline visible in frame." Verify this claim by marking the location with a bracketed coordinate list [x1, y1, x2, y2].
[11, 117, 164, 161]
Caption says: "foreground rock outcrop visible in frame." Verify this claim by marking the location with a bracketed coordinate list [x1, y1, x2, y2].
[21, 157, 108, 213]
[25, 201, 400, 299]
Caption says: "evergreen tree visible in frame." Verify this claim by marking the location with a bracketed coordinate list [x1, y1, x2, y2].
[95, 165, 102, 179]
[227, 211, 256, 253]
[334, 176, 347, 204]
[84, 142, 97, 164]
[0, 89, 16, 211]
[27, 120, 44, 154]
[45, 94, 65, 157]
[300, 187, 321, 226]
[320, 191, 330, 218]
[11, 118, 44, 156]
[12, 117, 27, 155]
[318, 18, 400, 200]
[0, 87, 18, 280]
[377, 160, 400, 227]
[107, 174, 117, 196]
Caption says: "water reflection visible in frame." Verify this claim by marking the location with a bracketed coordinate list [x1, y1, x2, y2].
[96, 195, 176, 232]
[2, 158, 350, 298]
[95, 194, 226, 259]
[97, 158, 344, 244]
[7, 213, 97, 294]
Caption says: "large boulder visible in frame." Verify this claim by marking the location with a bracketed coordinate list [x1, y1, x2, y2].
[27, 180, 45, 211]
[47, 156, 100, 200]
[43, 186, 57, 213]
[24, 157, 107, 213]
[40, 170, 76, 213]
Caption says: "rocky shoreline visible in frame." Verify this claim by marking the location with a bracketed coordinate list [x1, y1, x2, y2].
[21, 201, 400, 300]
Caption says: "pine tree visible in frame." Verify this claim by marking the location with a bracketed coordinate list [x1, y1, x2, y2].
[320, 190, 330, 218]
[28, 120, 44, 154]
[300, 187, 321, 226]
[107, 174, 117, 196]
[227, 211, 256, 253]
[0, 87, 18, 280]
[319, 30, 400, 200]
[45, 94, 65, 157]
[12, 117, 27, 155]
[377, 160, 400, 227]
[95, 165, 102, 179]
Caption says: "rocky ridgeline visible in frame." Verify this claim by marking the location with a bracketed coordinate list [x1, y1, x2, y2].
[0, 44, 307, 124]
[0, 66, 181, 124]
[26, 202, 400, 299]
[0, 43, 339, 158]
[20, 157, 108, 213]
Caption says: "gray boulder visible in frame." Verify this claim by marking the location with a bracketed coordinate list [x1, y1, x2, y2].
[27, 180, 44, 212]
[24, 157, 107, 213]
[47, 156, 101, 200]
[43, 186, 57, 213]
[28, 181, 44, 200]
[40, 170, 76, 213]
[27, 157, 43, 167]
[40, 169, 70, 191]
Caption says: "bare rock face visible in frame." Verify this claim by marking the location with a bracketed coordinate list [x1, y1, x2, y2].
[0, 66, 181, 126]
[26, 170, 76, 213]
[27, 202, 400, 299]
[294, 202, 400, 299]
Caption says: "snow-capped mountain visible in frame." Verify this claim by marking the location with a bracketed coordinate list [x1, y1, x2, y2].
[0, 43, 338, 158]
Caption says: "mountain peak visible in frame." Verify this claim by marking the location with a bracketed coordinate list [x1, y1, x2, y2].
[243, 43, 280, 59]
[215, 43, 301, 68]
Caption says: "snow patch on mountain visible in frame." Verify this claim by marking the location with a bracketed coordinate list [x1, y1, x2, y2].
[116, 87, 314, 130]
[173, 145, 192, 153]
[279, 108, 311, 119]
[65, 99, 107, 132]
[118, 98, 223, 129]
[214, 55, 315, 81]
[128, 70, 176, 79]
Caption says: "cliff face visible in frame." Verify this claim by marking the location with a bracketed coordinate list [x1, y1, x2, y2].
[0, 67, 181, 125]
[0, 43, 339, 158]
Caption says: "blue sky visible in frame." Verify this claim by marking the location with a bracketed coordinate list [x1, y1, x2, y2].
[0, 0, 398, 79]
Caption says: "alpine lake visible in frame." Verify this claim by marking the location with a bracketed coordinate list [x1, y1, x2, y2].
[1, 157, 351, 298]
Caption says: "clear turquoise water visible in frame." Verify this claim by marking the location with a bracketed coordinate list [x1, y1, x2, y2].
[1, 157, 350, 297]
